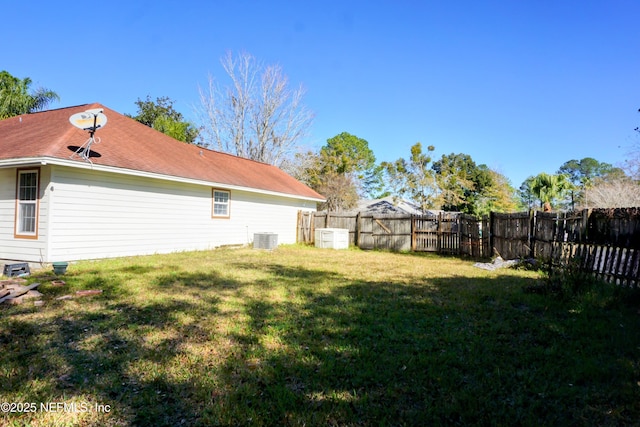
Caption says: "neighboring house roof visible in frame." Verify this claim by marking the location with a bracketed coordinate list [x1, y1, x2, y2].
[354, 196, 443, 216]
[0, 103, 324, 201]
[354, 196, 422, 215]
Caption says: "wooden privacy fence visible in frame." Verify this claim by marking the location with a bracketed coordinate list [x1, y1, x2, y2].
[297, 208, 640, 287]
[358, 214, 412, 252]
[297, 211, 488, 256]
[553, 242, 639, 288]
[490, 208, 640, 256]
[490, 208, 640, 287]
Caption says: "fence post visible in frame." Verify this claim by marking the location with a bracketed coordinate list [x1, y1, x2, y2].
[455, 214, 461, 255]
[489, 211, 495, 257]
[581, 208, 590, 243]
[481, 215, 488, 258]
[437, 212, 443, 253]
[355, 212, 361, 247]
[529, 209, 536, 258]
[411, 215, 416, 251]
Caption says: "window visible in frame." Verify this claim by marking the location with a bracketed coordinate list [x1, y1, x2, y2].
[15, 169, 39, 238]
[212, 189, 230, 218]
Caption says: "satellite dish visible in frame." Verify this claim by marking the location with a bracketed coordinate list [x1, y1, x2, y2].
[68, 109, 107, 164]
[69, 110, 107, 131]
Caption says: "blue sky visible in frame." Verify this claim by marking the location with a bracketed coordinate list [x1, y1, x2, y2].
[3, 0, 639, 188]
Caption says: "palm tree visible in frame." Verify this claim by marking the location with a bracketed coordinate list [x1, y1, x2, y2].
[530, 173, 573, 211]
[0, 70, 60, 119]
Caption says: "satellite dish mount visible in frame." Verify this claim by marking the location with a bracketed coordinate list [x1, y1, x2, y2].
[69, 108, 107, 164]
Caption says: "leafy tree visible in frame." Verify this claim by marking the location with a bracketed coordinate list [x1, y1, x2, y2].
[530, 173, 573, 211]
[431, 153, 492, 215]
[321, 132, 375, 174]
[432, 153, 475, 212]
[198, 51, 314, 167]
[518, 176, 536, 210]
[293, 149, 359, 211]
[557, 157, 625, 209]
[558, 157, 620, 184]
[294, 132, 382, 211]
[382, 157, 411, 204]
[299, 149, 351, 211]
[0, 70, 59, 119]
[126, 96, 199, 143]
[320, 132, 384, 198]
[475, 169, 519, 216]
[382, 143, 437, 213]
[362, 164, 389, 199]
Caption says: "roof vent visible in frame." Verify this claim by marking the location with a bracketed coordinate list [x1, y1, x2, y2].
[69, 108, 107, 164]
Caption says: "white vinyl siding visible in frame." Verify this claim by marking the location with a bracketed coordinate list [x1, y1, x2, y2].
[38, 166, 314, 262]
[1, 164, 315, 262]
[0, 167, 50, 262]
[228, 191, 307, 245]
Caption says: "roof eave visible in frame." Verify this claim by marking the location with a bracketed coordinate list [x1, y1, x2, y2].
[0, 156, 325, 203]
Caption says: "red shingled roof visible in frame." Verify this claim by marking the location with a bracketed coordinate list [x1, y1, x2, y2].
[0, 103, 324, 201]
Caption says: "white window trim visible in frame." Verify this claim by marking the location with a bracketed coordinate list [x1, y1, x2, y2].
[212, 189, 230, 219]
[15, 168, 40, 239]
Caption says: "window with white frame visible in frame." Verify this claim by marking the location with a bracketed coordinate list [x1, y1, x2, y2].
[212, 189, 230, 218]
[16, 169, 39, 237]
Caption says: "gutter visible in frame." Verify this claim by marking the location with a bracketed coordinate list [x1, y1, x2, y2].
[0, 157, 326, 203]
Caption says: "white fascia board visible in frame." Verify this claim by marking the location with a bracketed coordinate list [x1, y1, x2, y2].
[0, 157, 325, 203]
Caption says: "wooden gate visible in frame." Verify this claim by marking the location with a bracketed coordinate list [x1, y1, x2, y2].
[459, 214, 482, 257]
[412, 215, 439, 251]
[412, 213, 460, 253]
[359, 214, 412, 251]
[490, 212, 531, 259]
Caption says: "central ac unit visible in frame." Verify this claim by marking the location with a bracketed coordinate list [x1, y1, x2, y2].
[253, 232, 278, 249]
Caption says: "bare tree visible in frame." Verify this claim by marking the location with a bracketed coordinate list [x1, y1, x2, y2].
[624, 107, 640, 180]
[197, 51, 314, 167]
[585, 179, 640, 208]
[624, 141, 640, 181]
[314, 171, 359, 212]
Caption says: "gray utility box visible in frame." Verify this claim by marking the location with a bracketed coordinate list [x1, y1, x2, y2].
[315, 228, 349, 249]
[3, 262, 30, 277]
[253, 232, 278, 249]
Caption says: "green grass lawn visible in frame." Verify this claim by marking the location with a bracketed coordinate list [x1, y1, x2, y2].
[1, 245, 639, 426]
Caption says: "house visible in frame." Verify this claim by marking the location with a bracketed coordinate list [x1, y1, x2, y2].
[0, 103, 324, 263]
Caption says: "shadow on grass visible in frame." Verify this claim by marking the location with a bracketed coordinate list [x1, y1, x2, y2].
[0, 268, 239, 426]
[211, 265, 640, 426]
[2, 258, 640, 426]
